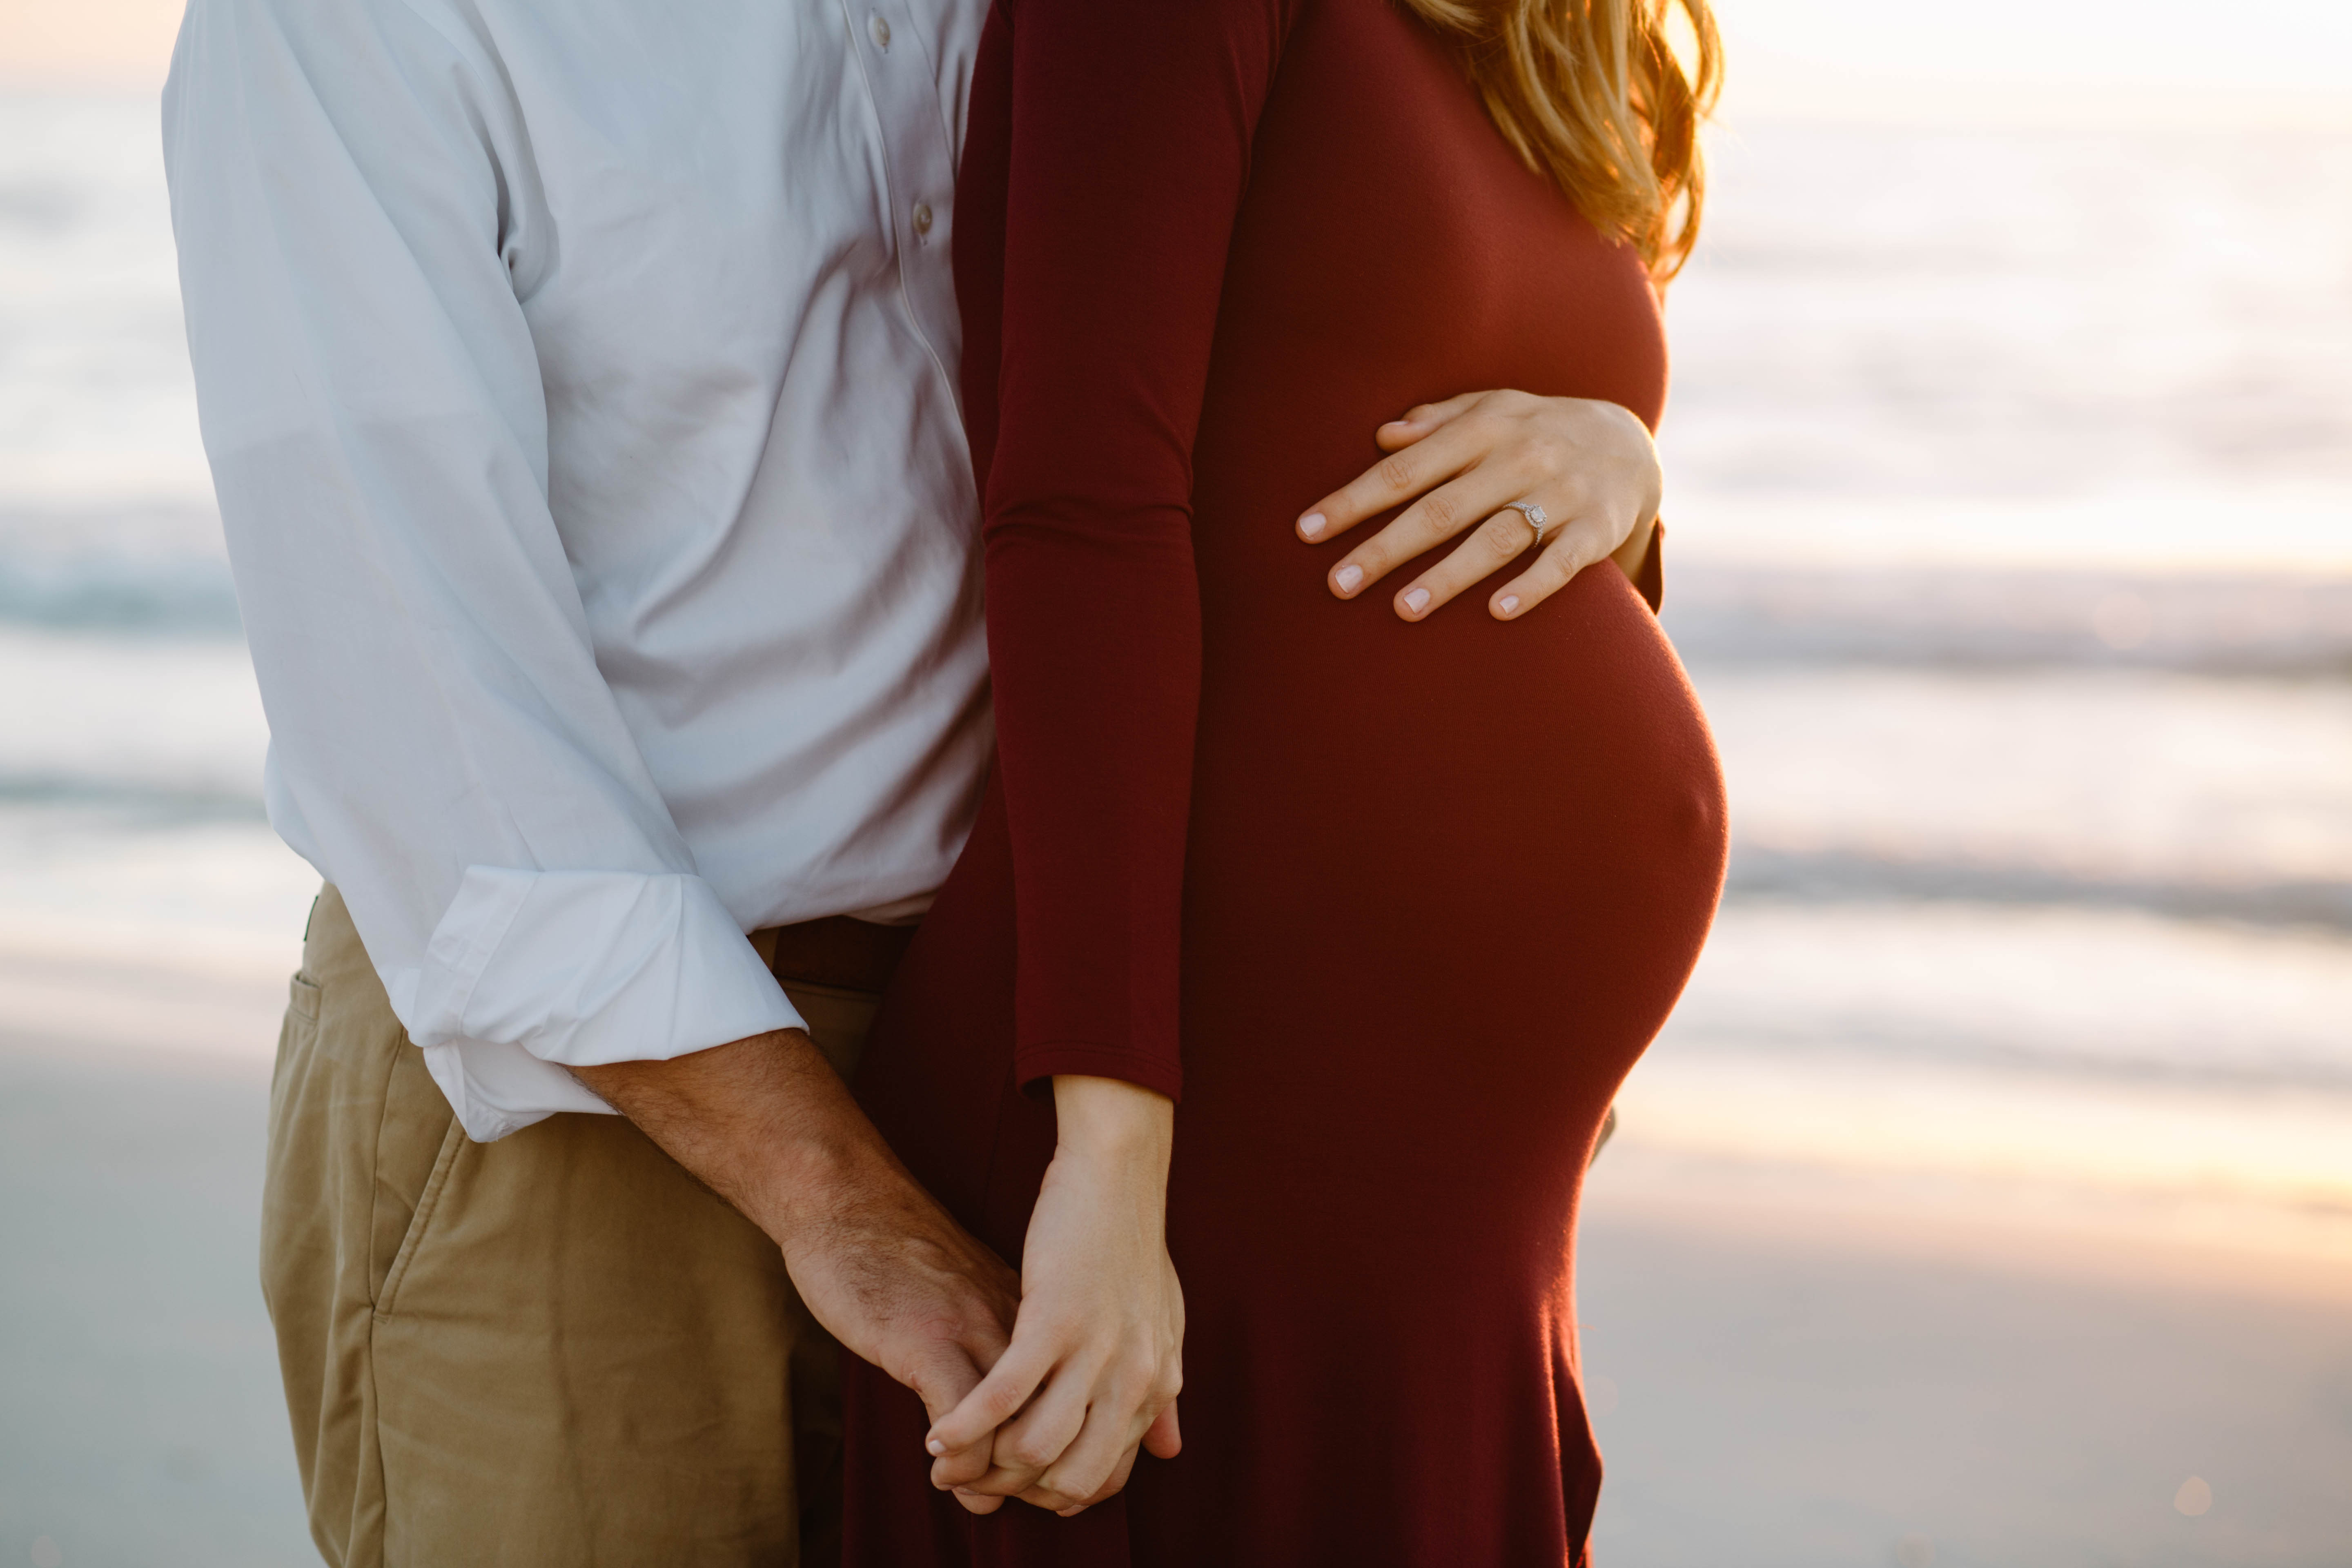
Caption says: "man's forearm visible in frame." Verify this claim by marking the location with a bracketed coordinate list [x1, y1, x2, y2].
[572, 1029, 885, 1248]
[579, 1033, 1025, 1421]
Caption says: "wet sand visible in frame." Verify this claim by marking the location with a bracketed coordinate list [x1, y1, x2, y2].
[0, 1035, 310, 1568]
[1580, 1147, 2352, 1567]
[7, 1007, 2351, 1568]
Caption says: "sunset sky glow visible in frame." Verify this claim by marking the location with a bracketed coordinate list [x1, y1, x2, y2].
[4, 0, 2351, 108]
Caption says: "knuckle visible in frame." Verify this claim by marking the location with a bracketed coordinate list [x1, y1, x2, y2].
[1460, 408, 1507, 445]
[1480, 513, 1530, 561]
[1374, 453, 1417, 494]
[1543, 543, 1588, 586]
[1419, 490, 1460, 533]
[1002, 1437, 1056, 1471]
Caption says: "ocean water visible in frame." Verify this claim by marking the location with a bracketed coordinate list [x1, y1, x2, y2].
[1664, 113, 2352, 571]
[3, 91, 2349, 1238]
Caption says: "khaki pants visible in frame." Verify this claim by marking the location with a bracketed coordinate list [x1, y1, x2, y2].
[262, 885, 873, 1567]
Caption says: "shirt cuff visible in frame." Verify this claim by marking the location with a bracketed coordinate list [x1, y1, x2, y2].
[396, 866, 804, 1072]
[417, 1037, 612, 1143]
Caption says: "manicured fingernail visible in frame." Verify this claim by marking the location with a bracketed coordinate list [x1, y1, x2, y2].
[1403, 587, 1431, 615]
[1334, 564, 1363, 594]
[1499, 595, 1521, 616]
[927, 1439, 947, 1456]
[1298, 512, 1326, 539]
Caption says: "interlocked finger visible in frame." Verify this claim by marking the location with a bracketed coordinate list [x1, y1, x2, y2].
[1030, 1438, 1146, 1519]
[1023, 1409, 1134, 1515]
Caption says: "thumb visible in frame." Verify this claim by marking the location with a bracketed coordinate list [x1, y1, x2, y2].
[1376, 390, 1486, 450]
[897, 1342, 986, 1429]
[926, 1336, 1051, 1457]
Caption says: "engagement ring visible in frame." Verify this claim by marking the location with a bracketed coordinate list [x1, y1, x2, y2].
[1501, 499, 1550, 550]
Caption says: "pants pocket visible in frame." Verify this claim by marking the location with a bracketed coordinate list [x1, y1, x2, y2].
[374, 1113, 465, 1319]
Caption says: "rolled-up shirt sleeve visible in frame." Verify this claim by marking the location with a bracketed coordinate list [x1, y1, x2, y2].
[164, 0, 801, 1140]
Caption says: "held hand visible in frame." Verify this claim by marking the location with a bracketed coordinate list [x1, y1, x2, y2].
[775, 1147, 1025, 1447]
[923, 1076, 1185, 1517]
[1295, 389, 1661, 621]
[574, 1031, 1022, 1450]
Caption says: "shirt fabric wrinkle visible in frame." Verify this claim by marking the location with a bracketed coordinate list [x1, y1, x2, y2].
[168, 0, 991, 1140]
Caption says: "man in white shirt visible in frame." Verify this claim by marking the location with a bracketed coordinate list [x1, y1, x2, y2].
[163, 0, 1666, 1558]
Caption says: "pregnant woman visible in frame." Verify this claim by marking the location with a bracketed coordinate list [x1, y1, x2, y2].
[844, 0, 1726, 1560]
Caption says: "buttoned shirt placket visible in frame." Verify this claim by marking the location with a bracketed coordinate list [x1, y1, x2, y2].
[846, 0, 967, 423]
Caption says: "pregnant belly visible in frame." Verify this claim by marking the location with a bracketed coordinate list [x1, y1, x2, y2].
[1178, 552, 1727, 1142]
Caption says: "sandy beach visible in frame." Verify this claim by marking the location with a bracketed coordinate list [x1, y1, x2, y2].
[1, 1031, 306, 1568]
[1580, 1165, 2352, 1567]
[8, 983, 2352, 1568]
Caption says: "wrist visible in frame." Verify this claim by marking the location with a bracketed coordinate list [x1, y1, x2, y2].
[762, 1090, 936, 1254]
[1051, 1074, 1174, 1164]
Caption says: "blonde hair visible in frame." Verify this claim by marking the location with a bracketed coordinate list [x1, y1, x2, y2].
[1402, 0, 1722, 280]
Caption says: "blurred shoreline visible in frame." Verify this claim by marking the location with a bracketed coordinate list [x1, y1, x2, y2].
[6, 84, 2352, 1279]
[6, 75, 2352, 1564]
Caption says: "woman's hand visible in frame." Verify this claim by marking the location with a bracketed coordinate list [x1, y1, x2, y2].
[1295, 389, 1661, 621]
[922, 1076, 1185, 1517]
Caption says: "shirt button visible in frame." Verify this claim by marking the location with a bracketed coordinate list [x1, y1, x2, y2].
[912, 201, 934, 238]
[869, 14, 891, 49]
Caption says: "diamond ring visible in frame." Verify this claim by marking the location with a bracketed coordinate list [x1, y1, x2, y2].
[1501, 500, 1549, 550]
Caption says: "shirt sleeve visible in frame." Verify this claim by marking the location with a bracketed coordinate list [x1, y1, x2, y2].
[163, 0, 802, 1141]
[971, 0, 1301, 1101]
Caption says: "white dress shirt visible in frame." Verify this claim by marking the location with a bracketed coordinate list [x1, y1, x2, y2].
[163, 0, 990, 1140]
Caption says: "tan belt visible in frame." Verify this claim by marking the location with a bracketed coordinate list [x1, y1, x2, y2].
[750, 915, 918, 995]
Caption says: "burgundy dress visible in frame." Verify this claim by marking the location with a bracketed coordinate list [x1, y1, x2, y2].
[843, 0, 1726, 1560]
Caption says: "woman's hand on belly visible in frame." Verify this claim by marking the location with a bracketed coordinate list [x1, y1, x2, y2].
[1295, 389, 1662, 622]
[922, 1075, 1186, 1517]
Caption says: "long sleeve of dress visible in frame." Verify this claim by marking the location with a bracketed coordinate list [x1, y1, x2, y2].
[964, 0, 1301, 1100]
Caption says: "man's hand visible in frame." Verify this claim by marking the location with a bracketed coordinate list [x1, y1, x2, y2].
[1295, 389, 1661, 621]
[920, 1076, 1184, 1518]
[575, 1032, 1020, 1436]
